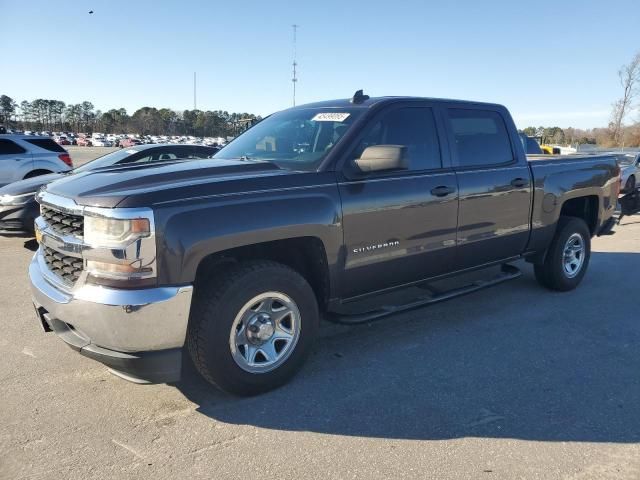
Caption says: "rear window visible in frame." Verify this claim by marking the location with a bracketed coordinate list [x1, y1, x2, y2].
[0, 139, 26, 154]
[447, 109, 514, 167]
[25, 138, 66, 153]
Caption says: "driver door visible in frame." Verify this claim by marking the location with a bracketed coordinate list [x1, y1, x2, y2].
[337, 103, 459, 299]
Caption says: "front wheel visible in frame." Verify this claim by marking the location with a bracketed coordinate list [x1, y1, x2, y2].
[534, 216, 591, 291]
[187, 261, 319, 396]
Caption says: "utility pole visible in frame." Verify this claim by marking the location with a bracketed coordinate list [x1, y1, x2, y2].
[292, 24, 298, 107]
[193, 72, 197, 110]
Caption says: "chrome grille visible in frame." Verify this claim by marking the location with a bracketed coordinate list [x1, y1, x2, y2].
[42, 245, 83, 287]
[41, 205, 84, 238]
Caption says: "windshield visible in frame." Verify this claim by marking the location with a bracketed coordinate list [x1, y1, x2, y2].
[72, 148, 142, 173]
[618, 154, 637, 166]
[214, 108, 363, 171]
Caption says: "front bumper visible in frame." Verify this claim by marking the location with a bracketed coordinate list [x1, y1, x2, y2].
[29, 253, 193, 383]
[0, 202, 38, 234]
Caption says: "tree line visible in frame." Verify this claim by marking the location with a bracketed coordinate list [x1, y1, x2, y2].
[0, 95, 260, 138]
[2, 49, 640, 146]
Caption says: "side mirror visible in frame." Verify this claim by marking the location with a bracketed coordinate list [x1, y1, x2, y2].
[353, 145, 408, 173]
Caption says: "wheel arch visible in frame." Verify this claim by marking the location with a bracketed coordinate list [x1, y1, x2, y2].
[24, 169, 54, 179]
[193, 236, 331, 311]
[558, 195, 599, 236]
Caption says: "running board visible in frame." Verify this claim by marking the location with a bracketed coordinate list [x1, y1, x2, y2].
[325, 264, 521, 325]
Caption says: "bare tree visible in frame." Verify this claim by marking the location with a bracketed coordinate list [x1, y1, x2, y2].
[610, 51, 640, 146]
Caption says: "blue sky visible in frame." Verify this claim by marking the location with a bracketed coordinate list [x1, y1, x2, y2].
[2, 0, 639, 129]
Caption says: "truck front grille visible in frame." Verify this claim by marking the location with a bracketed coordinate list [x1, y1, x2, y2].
[41, 205, 84, 238]
[42, 246, 83, 287]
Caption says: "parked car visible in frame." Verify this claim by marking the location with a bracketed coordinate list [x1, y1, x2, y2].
[54, 136, 71, 146]
[618, 152, 640, 193]
[91, 137, 113, 147]
[0, 144, 217, 234]
[76, 136, 93, 147]
[0, 135, 72, 190]
[119, 137, 143, 148]
[29, 93, 620, 395]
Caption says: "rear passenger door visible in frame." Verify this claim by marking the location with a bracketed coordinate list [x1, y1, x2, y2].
[338, 103, 459, 299]
[445, 107, 532, 270]
[0, 139, 31, 186]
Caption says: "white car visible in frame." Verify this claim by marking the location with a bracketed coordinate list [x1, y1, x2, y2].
[91, 137, 113, 147]
[619, 153, 640, 193]
[0, 135, 73, 187]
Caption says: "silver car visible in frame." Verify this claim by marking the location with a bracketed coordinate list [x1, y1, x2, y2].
[0, 135, 73, 187]
[619, 153, 640, 193]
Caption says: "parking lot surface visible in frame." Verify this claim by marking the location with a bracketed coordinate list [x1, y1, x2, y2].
[1, 151, 639, 479]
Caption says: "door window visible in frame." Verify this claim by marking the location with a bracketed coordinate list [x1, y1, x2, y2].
[354, 107, 441, 171]
[447, 109, 513, 167]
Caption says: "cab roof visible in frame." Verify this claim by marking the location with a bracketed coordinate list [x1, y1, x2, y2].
[292, 95, 504, 110]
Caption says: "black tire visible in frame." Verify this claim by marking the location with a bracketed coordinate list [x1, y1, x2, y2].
[624, 175, 636, 193]
[534, 216, 591, 291]
[187, 260, 319, 396]
[24, 169, 52, 179]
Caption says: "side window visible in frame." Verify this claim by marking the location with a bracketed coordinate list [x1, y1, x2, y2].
[24, 138, 65, 153]
[129, 155, 155, 164]
[354, 107, 441, 171]
[447, 109, 514, 167]
[0, 139, 27, 155]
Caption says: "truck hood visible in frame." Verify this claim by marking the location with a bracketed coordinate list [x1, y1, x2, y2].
[43, 158, 292, 208]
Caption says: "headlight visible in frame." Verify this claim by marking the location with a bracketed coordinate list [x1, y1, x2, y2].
[0, 192, 36, 205]
[83, 208, 156, 286]
[84, 215, 150, 247]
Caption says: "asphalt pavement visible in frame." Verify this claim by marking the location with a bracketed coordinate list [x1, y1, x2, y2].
[1, 151, 639, 479]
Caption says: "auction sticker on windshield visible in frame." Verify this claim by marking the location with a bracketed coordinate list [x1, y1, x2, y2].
[312, 112, 350, 122]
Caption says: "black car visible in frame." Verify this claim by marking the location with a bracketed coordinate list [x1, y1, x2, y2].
[0, 144, 217, 234]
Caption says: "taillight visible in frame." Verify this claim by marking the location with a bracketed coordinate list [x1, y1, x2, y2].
[58, 153, 73, 167]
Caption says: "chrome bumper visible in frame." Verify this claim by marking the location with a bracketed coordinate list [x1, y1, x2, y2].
[29, 253, 193, 353]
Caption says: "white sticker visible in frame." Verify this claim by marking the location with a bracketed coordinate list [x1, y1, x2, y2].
[311, 112, 351, 122]
[126, 149, 138, 154]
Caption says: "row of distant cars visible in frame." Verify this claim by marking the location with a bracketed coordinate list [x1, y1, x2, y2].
[0, 137, 219, 234]
[5, 129, 228, 149]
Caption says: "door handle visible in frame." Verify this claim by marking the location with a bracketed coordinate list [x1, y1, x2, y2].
[430, 185, 455, 197]
[511, 178, 528, 188]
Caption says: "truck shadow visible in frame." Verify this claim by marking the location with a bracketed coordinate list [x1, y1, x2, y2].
[175, 251, 640, 443]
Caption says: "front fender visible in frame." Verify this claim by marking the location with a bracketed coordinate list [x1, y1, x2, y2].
[154, 184, 343, 286]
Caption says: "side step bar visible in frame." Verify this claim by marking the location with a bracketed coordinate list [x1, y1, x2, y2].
[325, 264, 521, 325]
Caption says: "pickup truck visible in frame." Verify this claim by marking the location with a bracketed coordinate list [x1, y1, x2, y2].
[29, 92, 620, 395]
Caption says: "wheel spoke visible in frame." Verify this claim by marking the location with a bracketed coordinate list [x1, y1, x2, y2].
[260, 341, 278, 362]
[272, 307, 292, 325]
[244, 344, 258, 363]
[235, 325, 248, 347]
[273, 324, 293, 341]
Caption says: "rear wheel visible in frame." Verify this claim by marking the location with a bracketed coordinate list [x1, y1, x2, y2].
[187, 260, 319, 396]
[534, 216, 591, 291]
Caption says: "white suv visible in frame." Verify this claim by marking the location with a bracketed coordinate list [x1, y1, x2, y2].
[0, 135, 73, 187]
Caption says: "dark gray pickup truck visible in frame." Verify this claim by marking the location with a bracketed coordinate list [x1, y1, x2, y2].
[29, 92, 620, 395]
